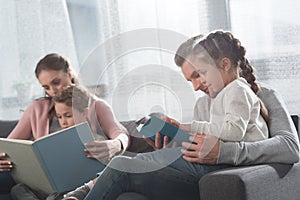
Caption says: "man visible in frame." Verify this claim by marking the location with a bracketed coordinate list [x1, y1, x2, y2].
[57, 35, 300, 200]
[146, 34, 299, 166]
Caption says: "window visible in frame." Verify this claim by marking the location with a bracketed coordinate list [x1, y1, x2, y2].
[1, 0, 299, 121]
[0, 0, 78, 119]
[230, 0, 300, 114]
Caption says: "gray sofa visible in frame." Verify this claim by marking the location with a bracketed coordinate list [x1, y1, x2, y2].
[1, 116, 299, 200]
[0, 120, 18, 200]
[199, 115, 300, 200]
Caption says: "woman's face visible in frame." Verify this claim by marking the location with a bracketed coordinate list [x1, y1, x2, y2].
[38, 69, 73, 97]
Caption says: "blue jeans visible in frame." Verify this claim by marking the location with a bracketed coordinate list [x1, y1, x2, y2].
[135, 147, 229, 178]
[85, 148, 230, 200]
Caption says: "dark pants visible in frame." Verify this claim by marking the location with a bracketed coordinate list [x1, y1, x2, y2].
[10, 183, 66, 200]
[0, 172, 15, 194]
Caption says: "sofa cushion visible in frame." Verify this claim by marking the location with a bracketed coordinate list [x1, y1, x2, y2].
[117, 192, 148, 200]
[0, 194, 11, 200]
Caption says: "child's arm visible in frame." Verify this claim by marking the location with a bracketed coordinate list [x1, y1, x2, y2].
[190, 85, 263, 142]
[179, 123, 192, 132]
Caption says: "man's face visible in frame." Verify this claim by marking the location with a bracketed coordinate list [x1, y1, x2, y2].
[181, 60, 209, 95]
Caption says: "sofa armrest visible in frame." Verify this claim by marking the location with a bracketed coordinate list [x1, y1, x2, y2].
[0, 120, 18, 138]
[0, 120, 18, 196]
[199, 163, 300, 200]
[291, 115, 299, 134]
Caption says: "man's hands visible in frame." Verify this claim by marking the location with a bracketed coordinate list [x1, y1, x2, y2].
[141, 115, 221, 165]
[0, 153, 13, 172]
[143, 115, 179, 150]
[143, 133, 176, 150]
[145, 133, 220, 165]
[142, 116, 220, 165]
[181, 134, 220, 165]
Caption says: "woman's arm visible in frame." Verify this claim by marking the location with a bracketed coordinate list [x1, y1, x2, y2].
[84, 99, 129, 160]
[7, 111, 32, 140]
[94, 99, 129, 148]
[1, 98, 52, 171]
[7, 98, 51, 140]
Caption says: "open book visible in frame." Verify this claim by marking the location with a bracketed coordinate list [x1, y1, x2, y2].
[0, 122, 105, 196]
[139, 116, 192, 143]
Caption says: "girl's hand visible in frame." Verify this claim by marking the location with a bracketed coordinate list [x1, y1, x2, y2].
[181, 134, 220, 165]
[84, 139, 122, 161]
[0, 153, 13, 172]
[161, 116, 180, 127]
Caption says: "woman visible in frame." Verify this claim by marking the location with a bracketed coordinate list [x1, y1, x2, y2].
[0, 53, 129, 198]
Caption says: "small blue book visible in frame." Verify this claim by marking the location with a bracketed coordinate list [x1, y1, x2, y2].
[0, 122, 105, 196]
[139, 116, 192, 143]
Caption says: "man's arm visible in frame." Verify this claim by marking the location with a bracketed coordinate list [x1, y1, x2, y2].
[218, 86, 299, 165]
[157, 86, 299, 165]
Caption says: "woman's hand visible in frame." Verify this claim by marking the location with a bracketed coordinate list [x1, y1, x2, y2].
[181, 134, 220, 165]
[84, 139, 122, 161]
[0, 153, 13, 172]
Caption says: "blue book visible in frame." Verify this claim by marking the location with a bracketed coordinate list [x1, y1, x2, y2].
[0, 122, 105, 196]
[139, 116, 192, 143]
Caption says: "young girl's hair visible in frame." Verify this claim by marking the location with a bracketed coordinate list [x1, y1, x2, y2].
[192, 30, 269, 124]
[53, 85, 91, 113]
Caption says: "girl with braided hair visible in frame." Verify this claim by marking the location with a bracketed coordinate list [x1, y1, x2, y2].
[178, 30, 269, 142]
[60, 31, 298, 200]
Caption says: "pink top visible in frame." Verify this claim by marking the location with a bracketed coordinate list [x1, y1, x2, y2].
[8, 97, 129, 150]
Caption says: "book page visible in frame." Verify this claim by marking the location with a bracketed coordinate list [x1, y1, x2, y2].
[33, 122, 105, 192]
[0, 138, 53, 195]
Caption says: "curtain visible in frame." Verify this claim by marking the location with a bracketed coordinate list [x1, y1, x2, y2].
[230, 0, 300, 114]
[2, 0, 300, 120]
[78, 0, 206, 122]
[0, 0, 78, 119]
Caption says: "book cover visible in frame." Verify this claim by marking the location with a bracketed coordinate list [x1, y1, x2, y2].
[139, 116, 192, 143]
[0, 122, 105, 196]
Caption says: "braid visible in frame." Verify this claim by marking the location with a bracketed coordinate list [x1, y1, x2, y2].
[232, 36, 269, 125]
[196, 30, 269, 126]
[239, 57, 259, 93]
[226, 33, 258, 93]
